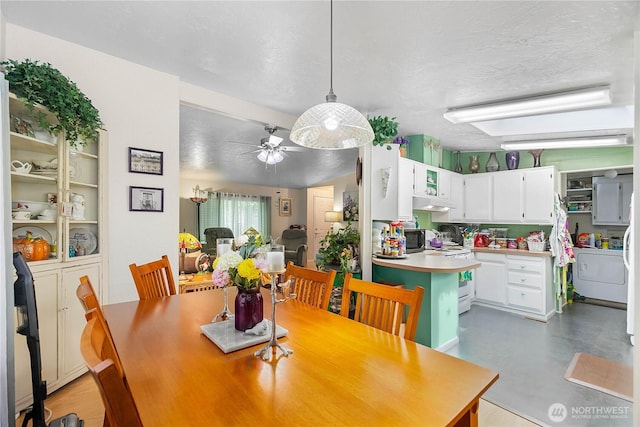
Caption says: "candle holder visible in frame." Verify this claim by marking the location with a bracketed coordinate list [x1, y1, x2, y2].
[254, 244, 295, 360]
[254, 270, 296, 360]
[213, 238, 235, 322]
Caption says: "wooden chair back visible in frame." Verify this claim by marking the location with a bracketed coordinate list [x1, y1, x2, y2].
[80, 316, 142, 427]
[129, 255, 177, 299]
[340, 274, 424, 341]
[76, 276, 125, 377]
[76, 275, 100, 313]
[284, 261, 336, 309]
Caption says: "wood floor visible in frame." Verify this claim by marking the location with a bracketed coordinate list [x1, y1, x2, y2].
[16, 373, 538, 426]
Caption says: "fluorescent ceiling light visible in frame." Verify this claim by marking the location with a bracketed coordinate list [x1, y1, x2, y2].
[471, 106, 633, 136]
[444, 85, 611, 124]
[500, 135, 630, 151]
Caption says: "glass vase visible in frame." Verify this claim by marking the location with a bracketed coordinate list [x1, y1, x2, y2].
[234, 287, 263, 332]
[468, 155, 480, 174]
[506, 151, 520, 170]
[529, 149, 544, 167]
[485, 152, 500, 172]
[454, 151, 463, 173]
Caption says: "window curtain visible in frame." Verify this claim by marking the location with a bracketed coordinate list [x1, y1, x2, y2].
[199, 192, 271, 242]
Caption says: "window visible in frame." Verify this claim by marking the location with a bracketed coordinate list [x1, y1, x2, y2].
[199, 192, 271, 242]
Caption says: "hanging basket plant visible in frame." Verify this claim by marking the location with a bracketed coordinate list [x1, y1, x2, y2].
[2, 59, 103, 148]
[368, 116, 398, 150]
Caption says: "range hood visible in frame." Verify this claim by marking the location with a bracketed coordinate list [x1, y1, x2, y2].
[413, 195, 455, 212]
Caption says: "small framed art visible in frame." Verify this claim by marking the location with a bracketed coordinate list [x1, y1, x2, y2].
[129, 186, 164, 212]
[128, 147, 164, 175]
[279, 198, 292, 216]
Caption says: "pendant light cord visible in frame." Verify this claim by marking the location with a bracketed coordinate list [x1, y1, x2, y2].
[326, 0, 337, 102]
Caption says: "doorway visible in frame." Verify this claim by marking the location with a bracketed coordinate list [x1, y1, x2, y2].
[307, 187, 334, 265]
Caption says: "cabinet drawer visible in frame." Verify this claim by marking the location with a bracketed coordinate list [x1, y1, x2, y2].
[507, 256, 543, 273]
[507, 285, 543, 312]
[507, 271, 543, 289]
[475, 252, 506, 263]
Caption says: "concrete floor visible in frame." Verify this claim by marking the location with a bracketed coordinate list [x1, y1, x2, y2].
[445, 302, 633, 427]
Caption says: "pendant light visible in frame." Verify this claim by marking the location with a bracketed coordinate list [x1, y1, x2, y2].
[290, 0, 373, 150]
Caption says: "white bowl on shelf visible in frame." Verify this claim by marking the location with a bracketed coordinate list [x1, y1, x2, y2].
[12, 200, 51, 216]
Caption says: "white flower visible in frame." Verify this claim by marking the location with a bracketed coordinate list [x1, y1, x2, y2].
[235, 234, 249, 247]
[215, 251, 243, 271]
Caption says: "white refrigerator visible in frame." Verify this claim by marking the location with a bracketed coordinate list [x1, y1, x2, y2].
[623, 193, 634, 345]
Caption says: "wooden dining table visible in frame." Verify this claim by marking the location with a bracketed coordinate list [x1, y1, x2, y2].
[103, 287, 498, 426]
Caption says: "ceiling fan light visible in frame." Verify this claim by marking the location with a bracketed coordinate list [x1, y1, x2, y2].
[257, 151, 268, 162]
[257, 150, 284, 164]
[290, 101, 374, 150]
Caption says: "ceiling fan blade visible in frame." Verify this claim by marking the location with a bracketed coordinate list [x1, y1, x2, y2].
[280, 146, 305, 152]
[240, 148, 263, 155]
[228, 139, 261, 147]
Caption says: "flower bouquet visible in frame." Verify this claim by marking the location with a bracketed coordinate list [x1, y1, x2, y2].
[212, 236, 267, 330]
[392, 136, 409, 157]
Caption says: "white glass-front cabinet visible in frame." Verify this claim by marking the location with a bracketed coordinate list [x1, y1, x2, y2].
[9, 93, 107, 411]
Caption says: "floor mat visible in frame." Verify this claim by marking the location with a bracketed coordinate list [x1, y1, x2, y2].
[564, 352, 633, 402]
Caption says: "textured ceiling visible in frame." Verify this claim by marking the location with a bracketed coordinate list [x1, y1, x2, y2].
[2, 1, 638, 188]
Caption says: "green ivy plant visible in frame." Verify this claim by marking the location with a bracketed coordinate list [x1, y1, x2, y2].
[2, 59, 103, 148]
[368, 115, 398, 150]
[316, 221, 361, 272]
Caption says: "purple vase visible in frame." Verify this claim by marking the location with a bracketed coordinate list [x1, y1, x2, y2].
[506, 151, 520, 170]
[234, 287, 263, 331]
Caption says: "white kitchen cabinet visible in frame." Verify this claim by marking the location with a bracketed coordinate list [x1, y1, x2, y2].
[463, 174, 492, 222]
[473, 252, 506, 305]
[14, 264, 100, 410]
[472, 251, 555, 320]
[522, 167, 555, 223]
[13, 270, 59, 409]
[593, 175, 633, 225]
[370, 144, 413, 221]
[462, 166, 556, 224]
[492, 170, 522, 222]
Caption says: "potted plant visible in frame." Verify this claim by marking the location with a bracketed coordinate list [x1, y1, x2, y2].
[316, 221, 360, 274]
[368, 115, 398, 149]
[2, 59, 103, 149]
[392, 136, 410, 157]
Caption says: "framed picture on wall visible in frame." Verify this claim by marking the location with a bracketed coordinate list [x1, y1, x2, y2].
[279, 198, 292, 216]
[129, 186, 164, 212]
[343, 191, 359, 221]
[128, 147, 164, 175]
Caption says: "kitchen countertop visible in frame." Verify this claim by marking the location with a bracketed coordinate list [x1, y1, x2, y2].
[372, 251, 480, 273]
[472, 247, 553, 257]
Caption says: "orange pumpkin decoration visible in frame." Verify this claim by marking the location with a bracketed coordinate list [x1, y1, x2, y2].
[13, 231, 50, 261]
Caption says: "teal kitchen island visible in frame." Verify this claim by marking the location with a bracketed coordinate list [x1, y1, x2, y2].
[372, 252, 480, 351]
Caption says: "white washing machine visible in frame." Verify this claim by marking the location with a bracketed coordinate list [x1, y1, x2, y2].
[573, 248, 628, 303]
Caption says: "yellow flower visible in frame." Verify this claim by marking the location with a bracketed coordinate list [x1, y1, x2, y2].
[237, 258, 260, 281]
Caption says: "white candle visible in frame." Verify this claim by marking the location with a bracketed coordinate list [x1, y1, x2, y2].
[266, 251, 285, 272]
[217, 243, 232, 256]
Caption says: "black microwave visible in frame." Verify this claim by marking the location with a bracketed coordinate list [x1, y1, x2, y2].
[405, 229, 426, 253]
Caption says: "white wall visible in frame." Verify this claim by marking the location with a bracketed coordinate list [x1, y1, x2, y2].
[6, 25, 181, 304]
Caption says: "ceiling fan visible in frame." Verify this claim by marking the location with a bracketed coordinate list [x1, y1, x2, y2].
[235, 125, 305, 166]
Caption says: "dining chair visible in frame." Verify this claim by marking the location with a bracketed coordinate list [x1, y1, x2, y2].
[284, 261, 336, 310]
[80, 316, 142, 427]
[76, 276, 125, 377]
[340, 274, 425, 341]
[129, 254, 177, 299]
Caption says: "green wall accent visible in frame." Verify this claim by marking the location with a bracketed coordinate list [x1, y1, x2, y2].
[456, 146, 632, 174]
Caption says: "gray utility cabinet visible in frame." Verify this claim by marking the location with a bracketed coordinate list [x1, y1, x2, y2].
[592, 175, 632, 225]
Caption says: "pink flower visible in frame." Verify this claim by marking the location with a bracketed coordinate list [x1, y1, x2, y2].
[212, 269, 231, 288]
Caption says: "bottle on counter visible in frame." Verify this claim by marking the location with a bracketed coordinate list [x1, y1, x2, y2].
[589, 233, 595, 248]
